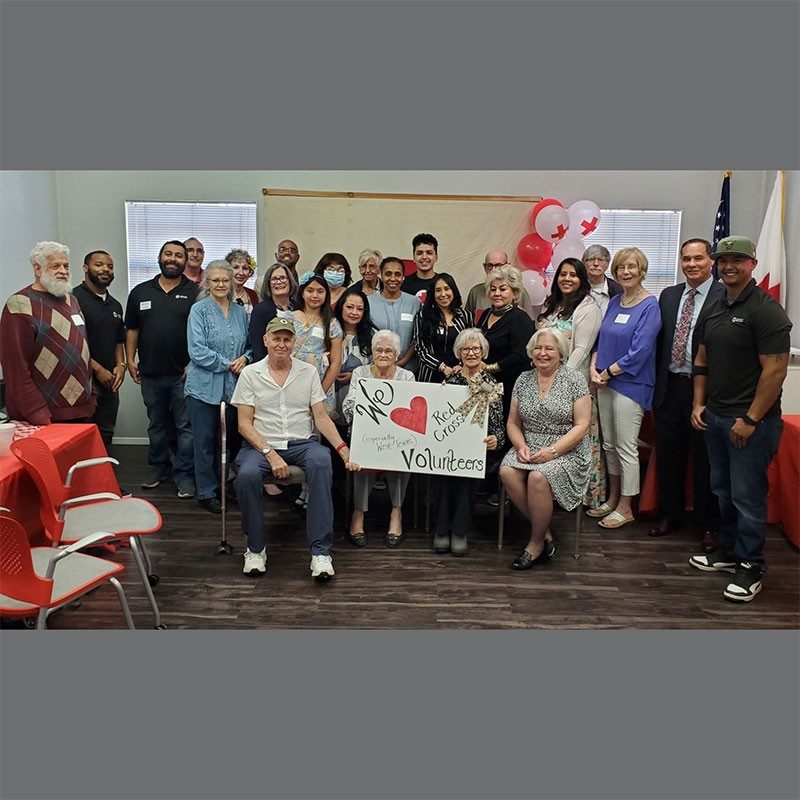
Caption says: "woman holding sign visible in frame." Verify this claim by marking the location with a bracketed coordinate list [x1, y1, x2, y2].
[430, 328, 505, 556]
[342, 329, 415, 548]
[500, 329, 592, 569]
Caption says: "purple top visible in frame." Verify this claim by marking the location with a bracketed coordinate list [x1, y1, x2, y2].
[594, 295, 661, 410]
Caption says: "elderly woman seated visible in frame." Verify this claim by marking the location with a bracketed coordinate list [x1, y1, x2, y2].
[342, 329, 415, 548]
[430, 328, 505, 556]
[499, 329, 591, 570]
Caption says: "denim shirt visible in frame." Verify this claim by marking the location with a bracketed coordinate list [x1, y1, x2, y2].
[185, 297, 252, 404]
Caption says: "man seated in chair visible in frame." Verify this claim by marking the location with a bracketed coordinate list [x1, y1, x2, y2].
[231, 317, 361, 580]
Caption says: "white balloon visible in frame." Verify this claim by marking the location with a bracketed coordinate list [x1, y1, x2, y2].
[567, 200, 601, 239]
[533, 203, 571, 243]
[521, 269, 548, 306]
[551, 237, 586, 267]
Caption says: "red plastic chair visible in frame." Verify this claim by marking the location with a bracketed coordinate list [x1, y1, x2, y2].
[10, 437, 166, 628]
[0, 513, 135, 629]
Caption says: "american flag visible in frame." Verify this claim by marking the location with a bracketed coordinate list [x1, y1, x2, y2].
[712, 173, 730, 278]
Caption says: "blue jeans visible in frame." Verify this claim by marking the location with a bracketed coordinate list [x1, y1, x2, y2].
[140, 374, 194, 484]
[704, 409, 783, 565]
[185, 396, 237, 500]
[234, 440, 333, 555]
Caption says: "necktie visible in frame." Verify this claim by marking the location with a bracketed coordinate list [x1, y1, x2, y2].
[671, 288, 697, 369]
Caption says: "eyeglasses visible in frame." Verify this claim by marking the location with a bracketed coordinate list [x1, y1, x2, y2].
[270, 275, 289, 284]
[209, 278, 231, 285]
[360, 263, 378, 271]
[459, 346, 482, 355]
[278, 246, 298, 254]
[374, 347, 396, 355]
[586, 256, 608, 263]
[484, 262, 508, 270]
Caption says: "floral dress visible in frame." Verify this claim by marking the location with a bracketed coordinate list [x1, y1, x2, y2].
[501, 367, 591, 511]
[539, 311, 607, 509]
[292, 316, 343, 414]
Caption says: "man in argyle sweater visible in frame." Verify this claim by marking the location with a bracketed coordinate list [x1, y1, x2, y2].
[0, 241, 95, 425]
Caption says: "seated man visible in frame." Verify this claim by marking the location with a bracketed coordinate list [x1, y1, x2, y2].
[231, 317, 360, 580]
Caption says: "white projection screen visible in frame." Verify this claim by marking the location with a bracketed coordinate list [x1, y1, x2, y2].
[259, 189, 541, 291]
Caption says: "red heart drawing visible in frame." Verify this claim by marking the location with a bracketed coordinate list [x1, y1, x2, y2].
[390, 396, 428, 435]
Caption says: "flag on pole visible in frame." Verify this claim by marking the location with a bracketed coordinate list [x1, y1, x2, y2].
[712, 172, 730, 279]
[754, 170, 786, 305]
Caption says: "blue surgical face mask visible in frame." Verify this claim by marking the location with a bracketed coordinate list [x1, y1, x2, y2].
[324, 269, 346, 288]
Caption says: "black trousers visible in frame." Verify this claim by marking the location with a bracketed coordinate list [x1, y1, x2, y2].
[91, 384, 120, 446]
[653, 372, 719, 530]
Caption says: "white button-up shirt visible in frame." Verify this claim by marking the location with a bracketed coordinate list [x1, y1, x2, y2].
[231, 356, 325, 449]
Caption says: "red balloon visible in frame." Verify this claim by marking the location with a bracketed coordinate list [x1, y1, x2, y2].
[517, 233, 553, 271]
[530, 197, 563, 228]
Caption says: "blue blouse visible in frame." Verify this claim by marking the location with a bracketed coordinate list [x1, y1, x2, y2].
[185, 297, 252, 404]
[367, 292, 422, 356]
[594, 295, 661, 409]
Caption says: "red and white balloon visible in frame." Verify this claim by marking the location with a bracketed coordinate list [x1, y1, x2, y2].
[567, 200, 601, 239]
[534, 203, 571, 243]
[551, 236, 586, 267]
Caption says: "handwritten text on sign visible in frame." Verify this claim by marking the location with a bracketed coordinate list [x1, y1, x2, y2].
[349, 379, 488, 478]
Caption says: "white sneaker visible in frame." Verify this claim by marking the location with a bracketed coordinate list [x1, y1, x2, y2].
[243, 548, 267, 575]
[310, 554, 335, 581]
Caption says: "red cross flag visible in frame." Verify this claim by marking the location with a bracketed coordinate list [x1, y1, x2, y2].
[754, 170, 786, 306]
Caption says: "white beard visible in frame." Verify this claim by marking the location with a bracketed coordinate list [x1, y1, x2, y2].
[40, 270, 72, 298]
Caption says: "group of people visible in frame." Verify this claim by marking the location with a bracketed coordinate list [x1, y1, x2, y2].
[0, 230, 791, 603]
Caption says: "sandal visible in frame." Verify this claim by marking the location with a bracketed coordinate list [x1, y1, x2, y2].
[598, 510, 635, 529]
[586, 502, 614, 518]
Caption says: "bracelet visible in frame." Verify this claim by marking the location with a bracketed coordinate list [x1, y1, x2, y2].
[693, 366, 709, 376]
[336, 441, 348, 453]
[742, 414, 760, 427]
[116, 363, 126, 368]
[549, 446, 558, 457]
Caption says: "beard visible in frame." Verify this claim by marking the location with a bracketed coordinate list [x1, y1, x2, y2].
[87, 269, 113, 290]
[159, 259, 185, 279]
[40, 270, 72, 298]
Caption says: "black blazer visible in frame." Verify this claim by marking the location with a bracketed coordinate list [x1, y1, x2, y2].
[653, 279, 725, 408]
[607, 276, 623, 298]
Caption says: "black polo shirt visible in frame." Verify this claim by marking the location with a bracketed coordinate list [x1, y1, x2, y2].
[125, 275, 198, 377]
[73, 282, 126, 371]
[696, 279, 792, 417]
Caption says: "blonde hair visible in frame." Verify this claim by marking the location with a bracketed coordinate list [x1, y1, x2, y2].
[483, 265, 523, 304]
[610, 247, 649, 279]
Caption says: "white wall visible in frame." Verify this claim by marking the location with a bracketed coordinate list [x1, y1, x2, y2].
[36, 169, 794, 438]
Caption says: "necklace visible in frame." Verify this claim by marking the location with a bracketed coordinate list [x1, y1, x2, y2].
[620, 288, 644, 307]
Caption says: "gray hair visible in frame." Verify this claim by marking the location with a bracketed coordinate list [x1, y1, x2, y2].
[357, 249, 382, 268]
[526, 328, 569, 363]
[225, 248, 253, 271]
[371, 328, 401, 354]
[198, 260, 235, 302]
[29, 241, 70, 268]
[453, 327, 490, 360]
[484, 264, 523, 304]
[582, 244, 611, 263]
[258, 261, 299, 299]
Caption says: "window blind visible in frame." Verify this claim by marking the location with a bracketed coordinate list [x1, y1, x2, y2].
[125, 201, 258, 291]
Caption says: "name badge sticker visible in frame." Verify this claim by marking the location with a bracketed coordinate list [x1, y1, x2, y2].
[614, 313, 630, 324]
[140, 300, 152, 311]
[311, 327, 324, 339]
[71, 313, 85, 326]
[400, 313, 414, 322]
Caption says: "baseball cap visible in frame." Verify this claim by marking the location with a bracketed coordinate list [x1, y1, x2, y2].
[265, 317, 296, 335]
[711, 235, 757, 260]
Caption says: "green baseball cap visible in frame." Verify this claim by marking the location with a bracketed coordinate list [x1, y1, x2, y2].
[265, 317, 295, 335]
[711, 235, 757, 260]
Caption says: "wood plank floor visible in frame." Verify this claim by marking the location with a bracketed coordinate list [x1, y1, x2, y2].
[8, 444, 799, 630]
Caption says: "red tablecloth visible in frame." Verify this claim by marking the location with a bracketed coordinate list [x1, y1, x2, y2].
[0, 424, 120, 544]
[639, 415, 799, 546]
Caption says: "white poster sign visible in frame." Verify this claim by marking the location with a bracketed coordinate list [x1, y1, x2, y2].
[349, 379, 489, 478]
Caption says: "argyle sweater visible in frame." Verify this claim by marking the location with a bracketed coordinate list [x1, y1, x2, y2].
[0, 286, 96, 424]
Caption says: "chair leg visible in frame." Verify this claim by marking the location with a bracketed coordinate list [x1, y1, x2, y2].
[573, 505, 582, 560]
[109, 576, 136, 629]
[497, 485, 506, 550]
[138, 536, 155, 578]
[129, 535, 163, 628]
[36, 607, 48, 629]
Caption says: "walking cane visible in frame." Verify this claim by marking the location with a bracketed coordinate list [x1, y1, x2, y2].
[215, 400, 234, 555]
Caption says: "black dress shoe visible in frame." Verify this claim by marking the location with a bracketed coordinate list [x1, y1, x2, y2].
[384, 532, 405, 548]
[648, 519, 675, 538]
[544, 538, 556, 559]
[701, 530, 718, 553]
[346, 531, 367, 548]
[199, 497, 223, 514]
[510, 548, 547, 570]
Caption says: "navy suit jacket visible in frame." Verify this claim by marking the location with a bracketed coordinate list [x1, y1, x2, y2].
[653, 279, 725, 409]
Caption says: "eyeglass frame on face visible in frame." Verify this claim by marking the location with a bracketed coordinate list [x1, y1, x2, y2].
[277, 246, 298, 254]
[270, 275, 289, 284]
[374, 346, 397, 355]
[209, 277, 231, 285]
[483, 261, 508, 271]
[586, 256, 608, 263]
[459, 345, 482, 355]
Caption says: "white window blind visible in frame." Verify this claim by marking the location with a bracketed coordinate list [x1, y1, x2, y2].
[125, 201, 258, 291]
[547, 208, 682, 296]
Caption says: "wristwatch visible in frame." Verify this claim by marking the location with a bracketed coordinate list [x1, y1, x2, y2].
[741, 414, 760, 427]
[260, 446, 272, 457]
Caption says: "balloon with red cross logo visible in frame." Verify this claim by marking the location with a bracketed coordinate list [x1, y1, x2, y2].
[567, 200, 601, 239]
[533, 202, 571, 243]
